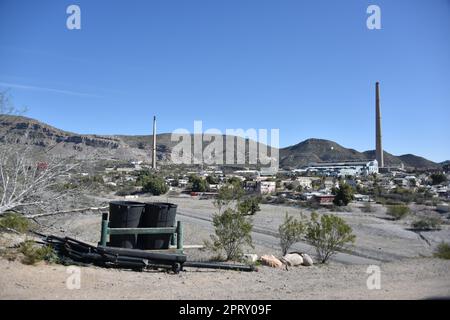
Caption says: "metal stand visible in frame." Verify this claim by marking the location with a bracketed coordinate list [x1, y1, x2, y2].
[99, 212, 183, 253]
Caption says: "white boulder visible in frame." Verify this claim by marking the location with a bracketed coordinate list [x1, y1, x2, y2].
[301, 253, 314, 266]
[282, 253, 304, 266]
[243, 254, 258, 263]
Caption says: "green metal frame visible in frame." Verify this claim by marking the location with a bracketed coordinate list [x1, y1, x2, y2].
[99, 213, 183, 253]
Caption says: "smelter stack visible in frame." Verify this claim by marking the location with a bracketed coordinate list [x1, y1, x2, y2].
[375, 82, 384, 168]
[152, 115, 157, 170]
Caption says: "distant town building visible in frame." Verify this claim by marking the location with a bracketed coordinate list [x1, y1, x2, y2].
[306, 160, 378, 177]
[256, 181, 276, 195]
[296, 177, 317, 189]
[313, 194, 335, 205]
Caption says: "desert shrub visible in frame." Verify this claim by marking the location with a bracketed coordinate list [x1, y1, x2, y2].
[386, 204, 410, 220]
[430, 173, 447, 185]
[141, 175, 169, 195]
[206, 209, 253, 261]
[0, 212, 30, 233]
[375, 197, 387, 205]
[238, 197, 261, 216]
[306, 212, 356, 263]
[332, 183, 354, 206]
[278, 213, 305, 255]
[115, 186, 136, 196]
[19, 241, 58, 265]
[213, 182, 244, 213]
[227, 176, 243, 186]
[434, 242, 450, 259]
[330, 205, 353, 212]
[206, 175, 219, 185]
[411, 217, 442, 231]
[300, 200, 321, 210]
[188, 175, 209, 192]
[361, 202, 375, 213]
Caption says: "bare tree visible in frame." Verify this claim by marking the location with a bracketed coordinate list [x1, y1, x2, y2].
[0, 90, 27, 115]
[0, 90, 81, 216]
[0, 145, 78, 215]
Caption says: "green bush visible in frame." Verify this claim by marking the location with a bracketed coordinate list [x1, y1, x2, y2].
[434, 242, 450, 259]
[141, 175, 169, 195]
[213, 182, 244, 213]
[0, 212, 30, 233]
[19, 241, 58, 265]
[278, 213, 305, 255]
[306, 212, 356, 263]
[411, 217, 442, 230]
[238, 197, 261, 216]
[206, 175, 219, 185]
[206, 209, 253, 261]
[333, 183, 354, 206]
[386, 204, 410, 220]
[430, 173, 447, 185]
[191, 176, 209, 192]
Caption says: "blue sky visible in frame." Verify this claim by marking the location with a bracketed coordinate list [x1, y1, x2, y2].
[0, 0, 449, 162]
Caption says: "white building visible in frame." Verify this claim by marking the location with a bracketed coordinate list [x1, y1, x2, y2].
[256, 181, 276, 195]
[306, 160, 378, 177]
[296, 177, 318, 189]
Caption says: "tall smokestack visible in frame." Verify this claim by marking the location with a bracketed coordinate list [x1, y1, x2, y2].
[375, 82, 384, 168]
[152, 116, 157, 170]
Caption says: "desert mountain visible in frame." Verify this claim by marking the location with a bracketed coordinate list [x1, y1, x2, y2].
[0, 115, 441, 170]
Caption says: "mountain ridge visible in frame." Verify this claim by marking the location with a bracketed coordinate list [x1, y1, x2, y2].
[0, 115, 443, 170]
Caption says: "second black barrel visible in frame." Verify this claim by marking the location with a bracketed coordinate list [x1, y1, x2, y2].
[137, 202, 177, 250]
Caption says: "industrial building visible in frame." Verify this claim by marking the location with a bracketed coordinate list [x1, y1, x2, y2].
[306, 159, 379, 177]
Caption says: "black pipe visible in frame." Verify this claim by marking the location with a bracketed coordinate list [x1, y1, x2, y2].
[183, 261, 256, 272]
[97, 245, 187, 263]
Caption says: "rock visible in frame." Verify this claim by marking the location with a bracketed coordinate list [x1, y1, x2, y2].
[243, 254, 258, 263]
[301, 253, 314, 266]
[260, 255, 283, 268]
[282, 253, 303, 266]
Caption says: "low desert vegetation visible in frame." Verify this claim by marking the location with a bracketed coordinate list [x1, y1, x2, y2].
[386, 204, 410, 220]
[189, 175, 209, 192]
[305, 212, 356, 264]
[332, 183, 354, 206]
[238, 196, 261, 216]
[430, 173, 447, 185]
[411, 216, 442, 231]
[361, 202, 375, 213]
[0, 212, 30, 233]
[434, 242, 450, 260]
[206, 181, 253, 261]
[138, 172, 169, 195]
[206, 209, 253, 261]
[278, 213, 306, 255]
[19, 240, 58, 265]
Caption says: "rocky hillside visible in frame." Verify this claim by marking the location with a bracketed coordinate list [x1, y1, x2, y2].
[279, 139, 441, 170]
[0, 115, 441, 170]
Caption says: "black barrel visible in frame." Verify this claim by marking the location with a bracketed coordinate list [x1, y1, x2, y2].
[137, 202, 177, 250]
[108, 201, 145, 249]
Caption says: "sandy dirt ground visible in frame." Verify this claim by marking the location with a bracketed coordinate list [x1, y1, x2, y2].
[0, 257, 449, 300]
[1, 195, 449, 300]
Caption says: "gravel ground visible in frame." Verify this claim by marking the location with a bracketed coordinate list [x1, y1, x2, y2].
[1, 194, 449, 300]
